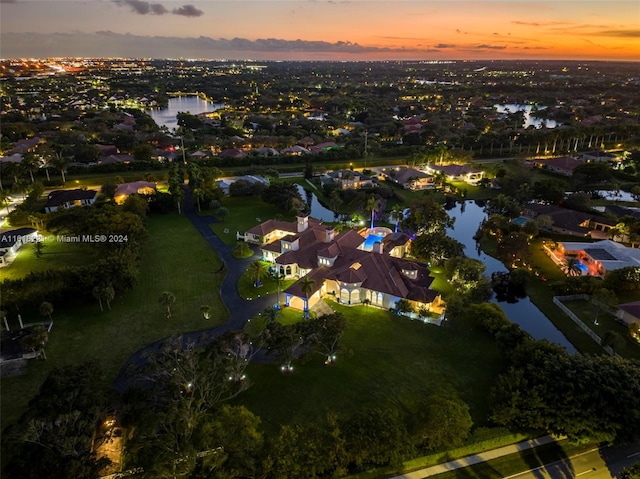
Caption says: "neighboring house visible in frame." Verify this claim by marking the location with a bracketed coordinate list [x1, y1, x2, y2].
[582, 151, 615, 162]
[557, 240, 640, 276]
[324, 170, 375, 190]
[218, 148, 248, 159]
[96, 144, 119, 156]
[523, 204, 617, 238]
[616, 301, 640, 328]
[0, 153, 23, 164]
[114, 181, 157, 205]
[97, 154, 134, 165]
[310, 142, 339, 154]
[253, 147, 280, 157]
[604, 205, 640, 221]
[215, 175, 270, 196]
[533, 156, 583, 176]
[8, 137, 41, 155]
[44, 189, 98, 213]
[240, 215, 441, 313]
[424, 164, 484, 184]
[280, 145, 310, 155]
[0, 228, 38, 267]
[383, 167, 434, 190]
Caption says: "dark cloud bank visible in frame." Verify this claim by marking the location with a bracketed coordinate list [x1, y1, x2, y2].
[0, 31, 439, 59]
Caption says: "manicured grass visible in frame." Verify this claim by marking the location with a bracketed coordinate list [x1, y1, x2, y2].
[0, 232, 98, 281]
[237, 261, 297, 301]
[562, 299, 640, 360]
[232, 300, 504, 434]
[207, 195, 283, 246]
[0, 214, 227, 428]
[481, 236, 608, 356]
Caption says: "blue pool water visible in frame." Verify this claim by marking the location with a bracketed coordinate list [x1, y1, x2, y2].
[576, 262, 589, 272]
[512, 217, 528, 226]
[362, 234, 386, 251]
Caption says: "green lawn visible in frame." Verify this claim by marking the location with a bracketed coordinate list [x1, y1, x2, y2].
[0, 214, 227, 428]
[237, 260, 297, 300]
[562, 299, 640, 360]
[0, 232, 98, 281]
[207, 195, 283, 246]
[232, 300, 504, 434]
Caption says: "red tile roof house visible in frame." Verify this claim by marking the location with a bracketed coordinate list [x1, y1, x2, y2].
[240, 215, 443, 316]
[44, 189, 98, 213]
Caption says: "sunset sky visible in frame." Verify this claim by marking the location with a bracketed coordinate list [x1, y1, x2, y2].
[1, 0, 639, 61]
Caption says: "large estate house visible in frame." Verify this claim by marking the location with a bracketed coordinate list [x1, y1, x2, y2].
[240, 215, 442, 313]
[556, 240, 640, 276]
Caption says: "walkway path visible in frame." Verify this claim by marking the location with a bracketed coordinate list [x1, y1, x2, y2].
[113, 188, 273, 390]
[389, 435, 564, 479]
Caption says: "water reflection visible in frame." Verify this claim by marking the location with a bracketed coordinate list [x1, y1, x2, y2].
[494, 103, 558, 129]
[447, 200, 576, 352]
[147, 96, 226, 131]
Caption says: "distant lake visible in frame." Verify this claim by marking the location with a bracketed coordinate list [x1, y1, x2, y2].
[147, 96, 226, 131]
[494, 104, 558, 129]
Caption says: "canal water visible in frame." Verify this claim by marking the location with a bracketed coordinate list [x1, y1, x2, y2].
[295, 187, 576, 352]
[494, 103, 558, 129]
[446, 201, 576, 352]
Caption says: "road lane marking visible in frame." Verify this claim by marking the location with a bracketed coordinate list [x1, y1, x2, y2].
[576, 468, 596, 476]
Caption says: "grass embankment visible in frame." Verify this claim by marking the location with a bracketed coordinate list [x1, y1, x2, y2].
[234, 301, 504, 434]
[0, 214, 227, 428]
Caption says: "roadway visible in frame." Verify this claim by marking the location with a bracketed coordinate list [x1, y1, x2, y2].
[504, 443, 640, 479]
[388, 439, 640, 479]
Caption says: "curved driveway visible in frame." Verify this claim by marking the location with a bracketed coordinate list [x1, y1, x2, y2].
[113, 190, 273, 391]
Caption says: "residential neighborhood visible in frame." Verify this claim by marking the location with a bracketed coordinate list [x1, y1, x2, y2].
[0, 57, 639, 479]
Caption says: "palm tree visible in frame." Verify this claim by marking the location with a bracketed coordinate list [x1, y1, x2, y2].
[299, 276, 316, 318]
[248, 260, 267, 287]
[159, 291, 176, 319]
[52, 154, 68, 183]
[103, 284, 115, 311]
[21, 325, 49, 359]
[564, 257, 580, 276]
[21, 153, 39, 183]
[390, 205, 405, 233]
[200, 304, 211, 320]
[93, 285, 105, 311]
[216, 206, 229, 222]
[366, 196, 379, 229]
[39, 301, 53, 321]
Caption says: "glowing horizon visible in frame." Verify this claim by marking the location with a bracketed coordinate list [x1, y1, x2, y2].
[0, 1, 638, 61]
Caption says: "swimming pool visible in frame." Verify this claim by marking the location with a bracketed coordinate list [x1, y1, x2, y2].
[576, 261, 589, 272]
[362, 234, 386, 251]
[512, 217, 529, 226]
